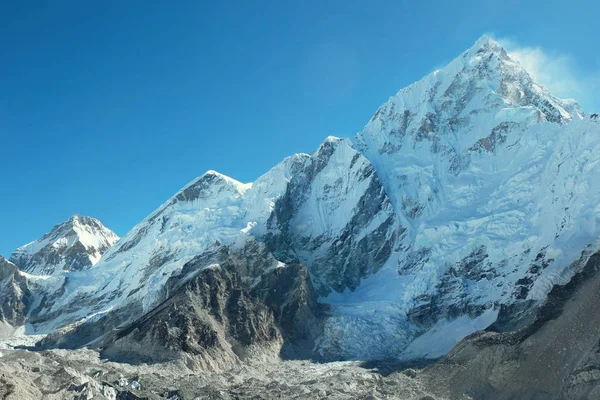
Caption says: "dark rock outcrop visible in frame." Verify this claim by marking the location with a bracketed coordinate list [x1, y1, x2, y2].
[420, 251, 600, 399]
[0, 255, 32, 330]
[263, 138, 406, 296]
[38, 243, 324, 371]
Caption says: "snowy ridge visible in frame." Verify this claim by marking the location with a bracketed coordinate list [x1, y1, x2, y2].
[32, 138, 399, 325]
[49, 171, 255, 319]
[20, 36, 600, 362]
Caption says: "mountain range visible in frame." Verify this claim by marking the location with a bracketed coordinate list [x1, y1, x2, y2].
[2, 35, 600, 399]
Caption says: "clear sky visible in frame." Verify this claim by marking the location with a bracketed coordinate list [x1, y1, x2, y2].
[1, 0, 598, 256]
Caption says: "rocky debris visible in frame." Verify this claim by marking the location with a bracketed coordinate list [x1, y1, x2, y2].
[10, 214, 119, 276]
[0, 347, 436, 400]
[419, 250, 600, 399]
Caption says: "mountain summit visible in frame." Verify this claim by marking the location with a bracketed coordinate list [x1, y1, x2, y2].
[10, 215, 119, 276]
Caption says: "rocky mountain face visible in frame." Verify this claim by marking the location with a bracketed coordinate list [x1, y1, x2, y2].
[0, 256, 31, 332]
[10, 215, 119, 276]
[39, 240, 324, 371]
[419, 248, 600, 400]
[261, 136, 406, 297]
[0, 215, 119, 336]
[7, 36, 600, 374]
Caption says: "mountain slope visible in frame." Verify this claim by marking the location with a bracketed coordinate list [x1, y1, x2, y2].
[420, 248, 600, 400]
[10, 215, 119, 276]
[40, 240, 324, 371]
[29, 140, 404, 335]
[24, 36, 600, 365]
[319, 36, 600, 360]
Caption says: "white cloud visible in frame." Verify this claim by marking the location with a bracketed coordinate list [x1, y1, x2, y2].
[496, 37, 599, 111]
[507, 46, 580, 97]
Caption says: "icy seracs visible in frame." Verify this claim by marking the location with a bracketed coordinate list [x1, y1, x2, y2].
[12, 36, 600, 362]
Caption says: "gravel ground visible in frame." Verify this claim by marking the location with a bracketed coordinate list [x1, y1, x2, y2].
[0, 347, 446, 400]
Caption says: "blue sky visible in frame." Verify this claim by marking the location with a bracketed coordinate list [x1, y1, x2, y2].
[1, 0, 598, 256]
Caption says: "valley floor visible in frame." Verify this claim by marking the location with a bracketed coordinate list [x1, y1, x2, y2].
[0, 347, 445, 400]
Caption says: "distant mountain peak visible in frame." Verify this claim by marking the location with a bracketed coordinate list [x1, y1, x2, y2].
[9, 215, 119, 276]
[473, 33, 495, 45]
[169, 170, 251, 206]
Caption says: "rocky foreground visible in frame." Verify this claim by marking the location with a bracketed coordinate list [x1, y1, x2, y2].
[0, 346, 440, 400]
[4, 244, 599, 399]
[2, 250, 599, 400]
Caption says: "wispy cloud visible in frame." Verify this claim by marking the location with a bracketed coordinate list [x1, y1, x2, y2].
[496, 37, 599, 111]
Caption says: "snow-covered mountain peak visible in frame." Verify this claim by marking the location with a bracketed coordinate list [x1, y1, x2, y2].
[9, 215, 119, 276]
[465, 34, 509, 58]
[470, 34, 498, 48]
[323, 135, 343, 144]
[354, 36, 583, 223]
[316, 136, 347, 156]
[168, 170, 251, 207]
[67, 214, 110, 230]
[363, 36, 577, 144]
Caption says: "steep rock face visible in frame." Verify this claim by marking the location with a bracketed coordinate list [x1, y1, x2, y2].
[10, 215, 119, 276]
[40, 242, 323, 371]
[102, 263, 282, 371]
[262, 137, 406, 296]
[421, 250, 600, 400]
[0, 256, 31, 330]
